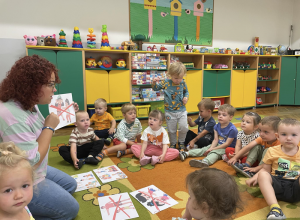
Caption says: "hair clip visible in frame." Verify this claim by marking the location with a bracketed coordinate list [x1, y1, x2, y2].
[0, 151, 12, 156]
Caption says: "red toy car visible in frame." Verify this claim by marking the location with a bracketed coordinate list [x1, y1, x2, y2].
[256, 97, 263, 105]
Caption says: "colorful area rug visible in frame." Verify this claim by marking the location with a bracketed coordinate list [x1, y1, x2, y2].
[49, 116, 300, 220]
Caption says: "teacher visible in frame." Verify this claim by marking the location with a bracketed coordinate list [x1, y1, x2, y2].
[0, 55, 79, 220]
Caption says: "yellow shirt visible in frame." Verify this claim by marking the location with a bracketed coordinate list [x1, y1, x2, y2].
[90, 112, 114, 131]
[263, 145, 300, 180]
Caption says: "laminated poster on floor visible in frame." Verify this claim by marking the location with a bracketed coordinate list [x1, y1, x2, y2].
[71, 171, 100, 192]
[48, 93, 76, 130]
[130, 185, 178, 214]
[98, 192, 139, 220]
[93, 165, 128, 184]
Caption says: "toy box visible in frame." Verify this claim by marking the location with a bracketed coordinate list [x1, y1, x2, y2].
[107, 106, 123, 120]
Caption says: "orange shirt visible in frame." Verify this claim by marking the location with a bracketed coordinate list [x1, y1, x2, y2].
[255, 136, 281, 149]
[90, 112, 114, 131]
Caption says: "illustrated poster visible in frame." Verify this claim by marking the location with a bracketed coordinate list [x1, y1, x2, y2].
[48, 93, 76, 130]
[98, 192, 139, 220]
[93, 165, 128, 184]
[71, 171, 100, 192]
[130, 185, 178, 214]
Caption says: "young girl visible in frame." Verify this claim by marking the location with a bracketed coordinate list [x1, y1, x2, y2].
[182, 168, 242, 220]
[131, 110, 179, 166]
[65, 98, 72, 123]
[0, 142, 35, 220]
[223, 112, 261, 164]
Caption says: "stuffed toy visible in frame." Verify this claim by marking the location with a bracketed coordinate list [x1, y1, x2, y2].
[45, 36, 56, 46]
[23, 35, 37, 46]
[37, 37, 45, 46]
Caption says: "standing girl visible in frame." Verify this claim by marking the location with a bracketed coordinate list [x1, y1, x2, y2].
[131, 110, 179, 165]
[65, 98, 72, 123]
[0, 142, 34, 220]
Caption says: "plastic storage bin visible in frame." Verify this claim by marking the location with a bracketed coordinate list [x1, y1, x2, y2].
[107, 106, 124, 120]
[136, 105, 151, 117]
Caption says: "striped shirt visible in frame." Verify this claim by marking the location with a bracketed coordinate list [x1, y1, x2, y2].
[0, 100, 47, 185]
[69, 127, 96, 146]
[114, 118, 142, 143]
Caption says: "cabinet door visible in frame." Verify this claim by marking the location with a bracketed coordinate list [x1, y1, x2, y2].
[243, 70, 257, 107]
[27, 49, 57, 118]
[295, 58, 300, 105]
[57, 51, 84, 110]
[216, 70, 231, 96]
[231, 70, 244, 108]
[109, 70, 130, 103]
[203, 71, 217, 97]
[185, 70, 202, 113]
[86, 70, 109, 104]
[279, 57, 296, 105]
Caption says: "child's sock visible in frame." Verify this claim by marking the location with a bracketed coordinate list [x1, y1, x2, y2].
[87, 155, 93, 158]
[103, 149, 108, 156]
[117, 149, 131, 158]
[96, 153, 104, 162]
[270, 204, 281, 214]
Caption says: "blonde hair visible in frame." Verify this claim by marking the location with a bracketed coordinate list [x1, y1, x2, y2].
[95, 98, 107, 107]
[75, 110, 89, 120]
[149, 110, 165, 122]
[278, 118, 300, 128]
[0, 142, 34, 180]
[121, 103, 136, 114]
[218, 104, 236, 116]
[168, 62, 187, 77]
[198, 99, 215, 112]
[261, 116, 281, 132]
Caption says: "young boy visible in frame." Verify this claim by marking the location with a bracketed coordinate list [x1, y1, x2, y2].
[59, 111, 105, 169]
[90, 98, 116, 145]
[102, 103, 142, 157]
[152, 62, 189, 151]
[179, 104, 238, 168]
[246, 118, 300, 219]
[184, 98, 216, 149]
[228, 116, 281, 178]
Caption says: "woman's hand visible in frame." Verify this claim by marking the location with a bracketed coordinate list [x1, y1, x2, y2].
[73, 102, 79, 112]
[44, 112, 60, 129]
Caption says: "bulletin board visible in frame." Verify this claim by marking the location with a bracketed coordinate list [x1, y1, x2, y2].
[129, 0, 214, 46]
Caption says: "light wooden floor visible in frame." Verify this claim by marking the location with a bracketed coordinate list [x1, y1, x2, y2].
[54, 106, 300, 137]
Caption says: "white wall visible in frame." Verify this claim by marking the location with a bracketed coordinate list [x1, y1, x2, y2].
[292, 0, 300, 49]
[0, 0, 297, 81]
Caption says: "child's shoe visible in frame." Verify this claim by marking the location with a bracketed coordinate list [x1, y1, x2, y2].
[267, 207, 286, 219]
[222, 154, 229, 162]
[170, 144, 177, 149]
[85, 156, 99, 165]
[140, 156, 151, 166]
[178, 143, 185, 152]
[231, 163, 254, 178]
[179, 151, 188, 161]
[189, 159, 209, 168]
[117, 150, 125, 158]
[151, 155, 160, 165]
[95, 153, 104, 162]
[103, 139, 111, 146]
[77, 159, 85, 169]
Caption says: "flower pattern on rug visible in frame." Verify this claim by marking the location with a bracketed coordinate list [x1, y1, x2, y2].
[82, 184, 120, 206]
[234, 175, 263, 198]
[117, 156, 154, 172]
[172, 191, 189, 216]
[50, 143, 66, 152]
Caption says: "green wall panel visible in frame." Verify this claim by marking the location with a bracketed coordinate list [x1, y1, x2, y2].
[203, 70, 217, 97]
[279, 57, 296, 105]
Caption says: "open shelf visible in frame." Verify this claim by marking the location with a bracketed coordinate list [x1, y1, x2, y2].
[132, 84, 152, 87]
[86, 68, 129, 70]
[258, 79, 278, 81]
[233, 56, 258, 69]
[187, 68, 202, 70]
[234, 68, 257, 70]
[132, 100, 164, 103]
[131, 69, 168, 71]
[256, 103, 277, 107]
[257, 91, 277, 94]
[204, 68, 231, 71]
[258, 68, 279, 70]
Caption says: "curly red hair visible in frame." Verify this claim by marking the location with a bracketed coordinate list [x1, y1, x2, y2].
[0, 55, 60, 110]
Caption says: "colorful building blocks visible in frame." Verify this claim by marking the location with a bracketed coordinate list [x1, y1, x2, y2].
[58, 29, 68, 47]
[72, 27, 83, 48]
[87, 28, 96, 49]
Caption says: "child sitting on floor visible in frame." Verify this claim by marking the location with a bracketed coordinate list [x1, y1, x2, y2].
[184, 98, 216, 149]
[103, 103, 142, 157]
[0, 142, 35, 220]
[181, 168, 242, 220]
[228, 116, 281, 178]
[90, 98, 116, 145]
[179, 104, 238, 168]
[131, 110, 179, 166]
[223, 112, 261, 162]
[246, 118, 300, 219]
[59, 111, 106, 169]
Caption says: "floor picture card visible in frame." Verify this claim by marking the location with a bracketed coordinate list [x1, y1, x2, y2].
[72, 171, 100, 192]
[93, 165, 128, 184]
[48, 93, 76, 130]
[98, 192, 139, 220]
[130, 185, 178, 214]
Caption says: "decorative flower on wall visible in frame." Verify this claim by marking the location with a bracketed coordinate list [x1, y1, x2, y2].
[83, 184, 120, 206]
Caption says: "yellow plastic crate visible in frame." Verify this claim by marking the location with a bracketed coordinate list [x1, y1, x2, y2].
[107, 106, 124, 120]
[136, 105, 151, 117]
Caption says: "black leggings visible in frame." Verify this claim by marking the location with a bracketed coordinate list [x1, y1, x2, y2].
[184, 130, 212, 148]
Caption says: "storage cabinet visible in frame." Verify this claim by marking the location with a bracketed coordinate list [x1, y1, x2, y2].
[86, 70, 109, 104]
[185, 70, 202, 113]
[109, 70, 131, 103]
[203, 70, 231, 97]
[279, 56, 300, 105]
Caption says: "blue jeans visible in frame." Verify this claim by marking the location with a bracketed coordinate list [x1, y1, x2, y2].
[28, 166, 79, 220]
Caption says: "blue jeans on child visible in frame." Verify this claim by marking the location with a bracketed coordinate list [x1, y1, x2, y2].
[28, 166, 79, 220]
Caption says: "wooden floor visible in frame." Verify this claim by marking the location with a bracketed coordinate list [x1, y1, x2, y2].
[54, 106, 300, 137]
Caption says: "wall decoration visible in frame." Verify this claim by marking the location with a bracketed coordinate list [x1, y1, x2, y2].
[130, 0, 213, 46]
